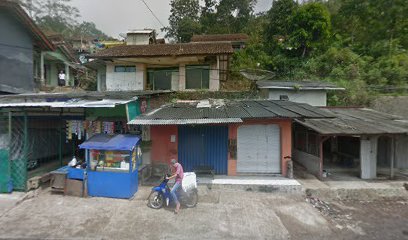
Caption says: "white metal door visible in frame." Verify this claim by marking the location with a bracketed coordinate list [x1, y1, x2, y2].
[237, 125, 281, 174]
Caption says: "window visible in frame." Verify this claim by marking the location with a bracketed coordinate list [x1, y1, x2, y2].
[186, 65, 210, 89]
[114, 66, 136, 72]
[147, 68, 177, 90]
[280, 95, 289, 101]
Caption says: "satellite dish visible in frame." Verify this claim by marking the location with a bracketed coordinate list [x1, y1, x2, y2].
[239, 68, 276, 81]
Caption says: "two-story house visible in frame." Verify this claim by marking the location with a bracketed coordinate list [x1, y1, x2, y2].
[0, 0, 54, 94]
[88, 30, 234, 92]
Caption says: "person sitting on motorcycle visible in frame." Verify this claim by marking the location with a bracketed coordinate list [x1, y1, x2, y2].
[166, 159, 184, 214]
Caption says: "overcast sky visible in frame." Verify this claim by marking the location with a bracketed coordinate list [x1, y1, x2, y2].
[70, 0, 273, 38]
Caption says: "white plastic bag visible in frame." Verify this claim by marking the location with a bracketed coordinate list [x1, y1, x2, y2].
[182, 172, 197, 192]
[68, 156, 77, 167]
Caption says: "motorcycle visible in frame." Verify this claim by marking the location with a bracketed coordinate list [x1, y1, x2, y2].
[148, 174, 198, 209]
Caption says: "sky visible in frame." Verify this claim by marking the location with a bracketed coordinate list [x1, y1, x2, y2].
[70, 0, 273, 38]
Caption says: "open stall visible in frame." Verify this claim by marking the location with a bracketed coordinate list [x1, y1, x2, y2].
[80, 134, 142, 199]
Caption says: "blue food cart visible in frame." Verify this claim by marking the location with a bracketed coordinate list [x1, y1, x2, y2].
[79, 134, 142, 199]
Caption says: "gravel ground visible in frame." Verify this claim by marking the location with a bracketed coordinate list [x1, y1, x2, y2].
[0, 186, 407, 240]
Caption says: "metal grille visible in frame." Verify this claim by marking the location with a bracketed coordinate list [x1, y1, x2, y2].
[10, 115, 28, 191]
[0, 115, 11, 193]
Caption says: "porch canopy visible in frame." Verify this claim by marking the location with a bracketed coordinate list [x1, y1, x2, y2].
[128, 99, 335, 125]
[79, 134, 141, 151]
[295, 108, 408, 135]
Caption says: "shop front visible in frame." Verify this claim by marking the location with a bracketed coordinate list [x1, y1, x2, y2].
[80, 134, 142, 199]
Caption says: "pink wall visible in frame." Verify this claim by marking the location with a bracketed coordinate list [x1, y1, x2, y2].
[228, 119, 292, 177]
[150, 125, 178, 164]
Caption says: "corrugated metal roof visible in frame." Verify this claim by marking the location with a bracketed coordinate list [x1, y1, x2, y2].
[256, 80, 345, 90]
[295, 108, 408, 135]
[0, 99, 134, 108]
[128, 100, 334, 125]
[129, 118, 243, 125]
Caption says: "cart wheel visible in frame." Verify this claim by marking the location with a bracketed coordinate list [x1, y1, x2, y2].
[148, 191, 164, 209]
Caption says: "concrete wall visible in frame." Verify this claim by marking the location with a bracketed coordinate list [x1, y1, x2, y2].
[105, 63, 144, 91]
[102, 60, 221, 92]
[0, 9, 34, 93]
[126, 34, 150, 45]
[293, 149, 320, 177]
[267, 89, 327, 106]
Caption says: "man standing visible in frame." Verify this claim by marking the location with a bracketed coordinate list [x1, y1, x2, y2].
[167, 159, 184, 214]
[58, 70, 66, 86]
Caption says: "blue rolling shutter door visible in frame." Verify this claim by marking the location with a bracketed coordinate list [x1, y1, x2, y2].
[178, 126, 228, 174]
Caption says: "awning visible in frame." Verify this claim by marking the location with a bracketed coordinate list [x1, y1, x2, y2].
[128, 118, 243, 125]
[79, 134, 141, 151]
[0, 99, 136, 108]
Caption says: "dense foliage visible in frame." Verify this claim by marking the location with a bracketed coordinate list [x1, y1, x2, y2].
[166, 0, 408, 106]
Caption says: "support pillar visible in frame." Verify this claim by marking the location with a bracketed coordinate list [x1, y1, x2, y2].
[179, 64, 186, 90]
[40, 51, 45, 85]
[360, 135, 379, 179]
[65, 64, 70, 86]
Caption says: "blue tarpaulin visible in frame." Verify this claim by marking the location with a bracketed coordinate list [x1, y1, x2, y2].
[79, 134, 141, 151]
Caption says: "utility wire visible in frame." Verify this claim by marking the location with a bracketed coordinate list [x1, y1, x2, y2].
[139, 0, 166, 28]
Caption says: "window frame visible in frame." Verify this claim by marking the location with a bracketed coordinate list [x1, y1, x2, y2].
[185, 65, 210, 90]
[114, 66, 136, 73]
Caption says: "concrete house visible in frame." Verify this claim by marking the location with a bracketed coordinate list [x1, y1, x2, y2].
[257, 81, 345, 106]
[129, 100, 333, 177]
[88, 30, 233, 92]
[42, 34, 82, 87]
[0, 0, 54, 94]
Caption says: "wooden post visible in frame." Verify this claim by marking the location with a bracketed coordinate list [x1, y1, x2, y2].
[319, 136, 330, 179]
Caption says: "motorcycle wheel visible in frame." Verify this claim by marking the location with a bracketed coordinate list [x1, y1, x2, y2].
[185, 189, 198, 208]
[148, 191, 164, 209]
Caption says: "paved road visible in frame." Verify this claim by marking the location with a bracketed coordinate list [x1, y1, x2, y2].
[0, 187, 406, 240]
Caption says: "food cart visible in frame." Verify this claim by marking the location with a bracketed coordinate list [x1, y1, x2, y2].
[79, 134, 142, 199]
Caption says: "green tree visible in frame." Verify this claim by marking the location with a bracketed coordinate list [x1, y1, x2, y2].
[264, 0, 298, 53]
[213, 0, 257, 34]
[287, 2, 331, 57]
[163, 0, 201, 42]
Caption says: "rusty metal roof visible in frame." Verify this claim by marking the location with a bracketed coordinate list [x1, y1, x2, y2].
[128, 100, 334, 125]
[89, 42, 234, 58]
[295, 108, 408, 135]
[256, 80, 344, 90]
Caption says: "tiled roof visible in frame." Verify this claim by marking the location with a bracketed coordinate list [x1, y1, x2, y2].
[295, 108, 408, 135]
[89, 42, 234, 58]
[256, 81, 345, 90]
[191, 34, 249, 42]
[128, 100, 334, 125]
[0, 0, 54, 51]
